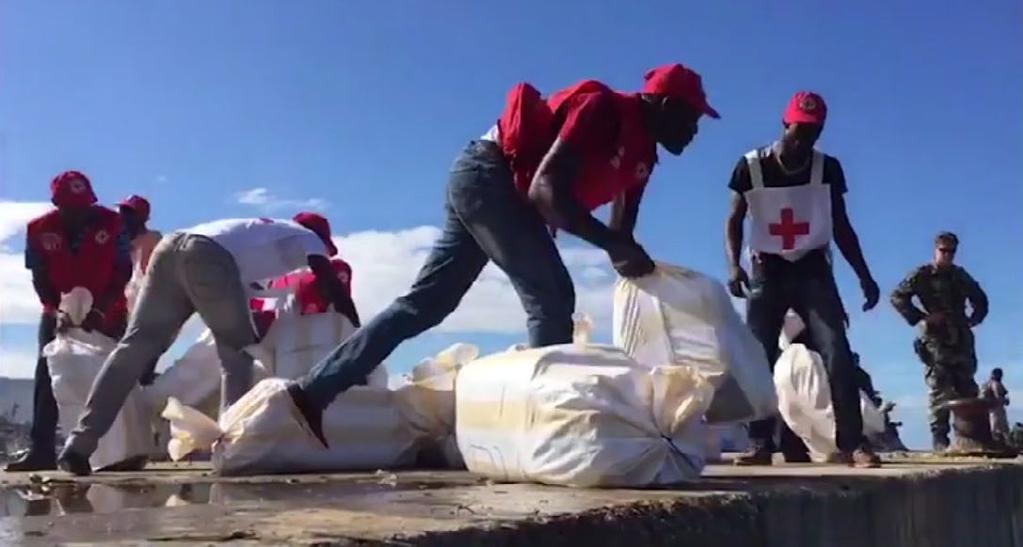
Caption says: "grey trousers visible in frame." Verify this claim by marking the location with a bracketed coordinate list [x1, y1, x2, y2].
[65, 233, 256, 457]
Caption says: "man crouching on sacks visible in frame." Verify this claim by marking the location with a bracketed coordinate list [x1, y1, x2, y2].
[724, 92, 882, 468]
[57, 213, 353, 475]
[286, 63, 720, 447]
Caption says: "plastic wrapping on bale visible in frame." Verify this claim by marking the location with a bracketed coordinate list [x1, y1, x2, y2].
[774, 344, 887, 461]
[614, 262, 777, 424]
[162, 344, 477, 475]
[456, 344, 714, 488]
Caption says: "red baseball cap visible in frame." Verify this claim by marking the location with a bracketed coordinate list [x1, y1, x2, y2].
[642, 63, 720, 119]
[293, 212, 338, 257]
[783, 91, 827, 125]
[118, 194, 151, 222]
[50, 170, 97, 209]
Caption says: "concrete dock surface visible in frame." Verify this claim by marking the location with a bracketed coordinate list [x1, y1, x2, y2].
[2, 455, 1022, 546]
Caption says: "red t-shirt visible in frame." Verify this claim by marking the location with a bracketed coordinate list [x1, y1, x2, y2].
[498, 80, 657, 211]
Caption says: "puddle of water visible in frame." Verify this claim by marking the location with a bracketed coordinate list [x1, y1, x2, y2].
[0, 477, 475, 518]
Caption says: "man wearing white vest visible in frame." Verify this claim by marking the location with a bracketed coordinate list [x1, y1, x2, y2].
[725, 91, 881, 468]
[57, 213, 352, 476]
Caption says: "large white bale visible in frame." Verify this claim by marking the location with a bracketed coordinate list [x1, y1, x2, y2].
[456, 344, 714, 488]
[614, 263, 776, 424]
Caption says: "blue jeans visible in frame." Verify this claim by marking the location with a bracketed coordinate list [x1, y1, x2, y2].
[745, 250, 864, 452]
[300, 141, 575, 409]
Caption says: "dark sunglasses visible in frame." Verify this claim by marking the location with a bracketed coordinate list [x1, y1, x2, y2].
[937, 247, 957, 255]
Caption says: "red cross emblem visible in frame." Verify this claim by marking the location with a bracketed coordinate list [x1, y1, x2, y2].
[40, 232, 62, 251]
[94, 230, 110, 245]
[799, 96, 818, 112]
[768, 208, 809, 250]
[69, 179, 86, 194]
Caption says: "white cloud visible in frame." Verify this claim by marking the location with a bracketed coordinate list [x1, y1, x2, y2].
[234, 187, 327, 213]
[0, 201, 51, 325]
[336, 226, 618, 335]
[0, 201, 51, 245]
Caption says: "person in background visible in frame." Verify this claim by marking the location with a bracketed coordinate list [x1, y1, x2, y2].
[981, 368, 1010, 444]
[726, 92, 881, 468]
[891, 231, 988, 452]
[57, 213, 353, 476]
[118, 195, 164, 386]
[5, 171, 131, 472]
[118, 195, 162, 312]
[286, 63, 720, 447]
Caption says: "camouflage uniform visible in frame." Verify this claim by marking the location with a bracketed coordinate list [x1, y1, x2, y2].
[890, 265, 988, 439]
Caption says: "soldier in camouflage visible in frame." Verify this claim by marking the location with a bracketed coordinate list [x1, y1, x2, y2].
[890, 232, 988, 451]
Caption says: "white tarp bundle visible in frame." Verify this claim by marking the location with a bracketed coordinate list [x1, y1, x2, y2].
[613, 263, 776, 424]
[455, 343, 714, 487]
[162, 344, 475, 475]
[45, 288, 152, 471]
[773, 344, 887, 460]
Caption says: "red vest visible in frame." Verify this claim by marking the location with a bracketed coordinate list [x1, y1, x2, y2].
[26, 206, 127, 327]
[498, 81, 656, 211]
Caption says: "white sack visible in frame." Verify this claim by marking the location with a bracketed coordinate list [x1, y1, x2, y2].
[774, 344, 887, 460]
[613, 263, 776, 424]
[162, 378, 416, 475]
[456, 344, 714, 488]
[46, 290, 152, 471]
[163, 344, 476, 475]
[392, 343, 478, 469]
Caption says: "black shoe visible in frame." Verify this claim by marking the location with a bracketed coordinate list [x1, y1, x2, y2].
[734, 442, 773, 466]
[286, 383, 328, 449]
[57, 449, 92, 477]
[783, 450, 812, 463]
[932, 434, 950, 453]
[4, 449, 56, 472]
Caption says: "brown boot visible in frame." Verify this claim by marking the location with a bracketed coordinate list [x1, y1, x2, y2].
[733, 442, 773, 466]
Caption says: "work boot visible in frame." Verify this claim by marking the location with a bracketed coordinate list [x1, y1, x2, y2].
[851, 446, 881, 469]
[932, 433, 950, 453]
[733, 442, 773, 466]
[57, 449, 92, 477]
[3, 449, 56, 472]
[286, 383, 328, 449]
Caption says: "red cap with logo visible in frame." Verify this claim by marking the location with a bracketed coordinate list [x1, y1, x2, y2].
[293, 212, 338, 257]
[50, 170, 97, 209]
[118, 194, 151, 223]
[783, 91, 827, 125]
[642, 63, 720, 119]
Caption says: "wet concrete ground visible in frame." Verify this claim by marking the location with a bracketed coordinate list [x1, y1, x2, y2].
[2, 456, 1021, 546]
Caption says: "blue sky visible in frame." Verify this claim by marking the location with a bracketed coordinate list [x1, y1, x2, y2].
[0, 1, 1020, 449]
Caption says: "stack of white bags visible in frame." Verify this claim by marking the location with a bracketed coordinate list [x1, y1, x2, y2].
[157, 261, 777, 485]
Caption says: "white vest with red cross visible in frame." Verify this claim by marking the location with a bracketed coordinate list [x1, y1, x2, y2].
[743, 148, 832, 261]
